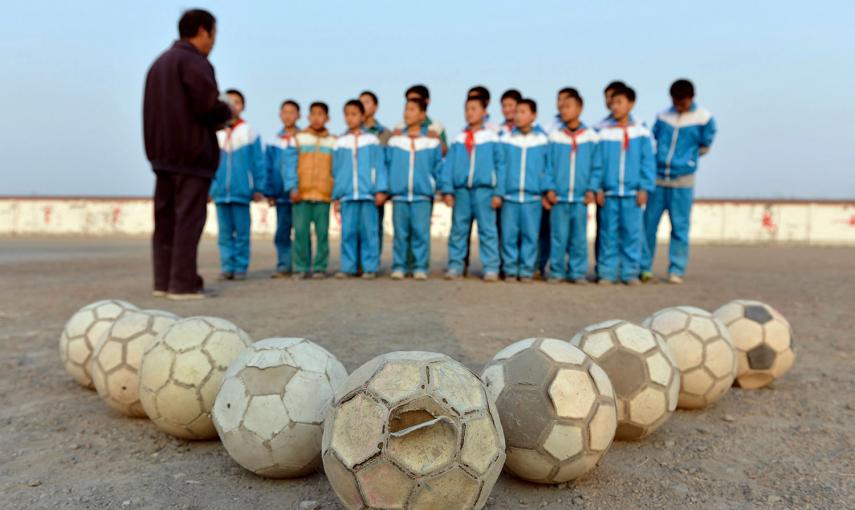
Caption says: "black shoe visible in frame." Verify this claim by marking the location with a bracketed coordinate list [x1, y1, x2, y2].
[218, 272, 234, 281]
[233, 273, 247, 281]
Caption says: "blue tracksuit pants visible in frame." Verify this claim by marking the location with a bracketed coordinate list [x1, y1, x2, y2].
[392, 200, 432, 273]
[340, 200, 379, 274]
[501, 201, 542, 278]
[597, 196, 642, 282]
[642, 185, 694, 276]
[274, 202, 292, 273]
[447, 187, 500, 275]
[550, 202, 589, 280]
[216, 203, 251, 274]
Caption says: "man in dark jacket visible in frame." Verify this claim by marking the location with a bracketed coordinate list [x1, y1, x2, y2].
[144, 9, 232, 300]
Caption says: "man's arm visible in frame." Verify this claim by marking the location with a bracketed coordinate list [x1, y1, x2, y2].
[180, 58, 231, 126]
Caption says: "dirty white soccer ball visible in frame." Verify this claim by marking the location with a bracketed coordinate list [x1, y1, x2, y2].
[642, 306, 738, 409]
[212, 338, 348, 478]
[59, 299, 139, 388]
[322, 351, 505, 510]
[90, 309, 180, 417]
[138, 316, 252, 439]
[569, 320, 680, 440]
[713, 300, 795, 389]
[481, 338, 617, 483]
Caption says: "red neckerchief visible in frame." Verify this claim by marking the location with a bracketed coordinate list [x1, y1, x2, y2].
[563, 126, 586, 153]
[279, 127, 296, 144]
[464, 127, 476, 156]
[614, 120, 630, 150]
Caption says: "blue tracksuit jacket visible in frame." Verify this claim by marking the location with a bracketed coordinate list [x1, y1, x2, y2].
[597, 119, 656, 196]
[652, 103, 717, 181]
[501, 126, 551, 203]
[545, 122, 602, 202]
[385, 128, 443, 201]
[332, 129, 388, 201]
[265, 128, 298, 203]
[210, 120, 267, 204]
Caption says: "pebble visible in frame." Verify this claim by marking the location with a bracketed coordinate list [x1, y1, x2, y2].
[28, 480, 42, 487]
[299, 501, 320, 510]
[723, 414, 736, 422]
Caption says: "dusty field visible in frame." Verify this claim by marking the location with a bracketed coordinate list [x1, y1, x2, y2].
[1, 236, 853, 510]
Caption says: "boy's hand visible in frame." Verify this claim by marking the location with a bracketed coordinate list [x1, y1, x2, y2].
[374, 192, 388, 207]
[491, 196, 503, 209]
[290, 190, 301, 203]
[252, 192, 264, 202]
[207, 196, 213, 204]
[442, 194, 455, 208]
[583, 191, 595, 205]
[267, 197, 276, 207]
[333, 200, 341, 213]
[636, 190, 648, 207]
[541, 196, 553, 211]
[546, 190, 558, 204]
[596, 191, 605, 207]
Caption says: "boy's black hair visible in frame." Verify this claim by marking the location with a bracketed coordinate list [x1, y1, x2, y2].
[359, 90, 379, 105]
[467, 85, 491, 103]
[280, 99, 300, 111]
[669, 79, 695, 100]
[611, 85, 636, 102]
[309, 101, 329, 115]
[225, 89, 245, 106]
[501, 89, 522, 103]
[518, 98, 537, 113]
[344, 99, 365, 115]
[406, 97, 428, 112]
[178, 9, 216, 39]
[603, 80, 626, 94]
[466, 95, 488, 109]
[560, 87, 584, 106]
[405, 84, 430, 100]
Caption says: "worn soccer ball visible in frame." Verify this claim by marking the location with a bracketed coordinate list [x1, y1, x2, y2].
[90, 309, 180, 417]
[322, 351, 505, 510]
[481, 338, 616, 483]
[59, 299, 139, 388]
[713, 300, 795, 389]
[212, 338, 348, 478]
[642, 306, 737, 409]
[569, 320, 680, 440]
[139, 316, 252, 439]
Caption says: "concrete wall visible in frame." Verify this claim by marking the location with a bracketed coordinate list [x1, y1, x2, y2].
[1, 197, 854, 245]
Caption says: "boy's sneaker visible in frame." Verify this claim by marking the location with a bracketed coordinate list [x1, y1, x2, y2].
[667, 274, 684, 284]
[640, 271, 654, 283]
[571, 278, 590, 285]
[312, 272, 328, 280]
[519, 276, 534, 283]
[152, 290, 167, 297]
[597, 279, 615, 286]
[546, 277, 563, 284]
[217, 272, 234, 281]
[292, 272, 307, 280]
[483, 272, 499, 282]
[166, 289, 212, 301]
[413, 271, 428, 281]
[390, 270, 405, 280]
[444, 270, 462, 280]
[233, 273, 247, 281]
[334, 272, 350, 280]
[624, 278, 641, 286]
[271, 271, 291, 279]
[362, 272, 376, 280]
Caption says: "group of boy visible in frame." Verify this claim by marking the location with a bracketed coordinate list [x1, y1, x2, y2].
[209, 79, 716, 285]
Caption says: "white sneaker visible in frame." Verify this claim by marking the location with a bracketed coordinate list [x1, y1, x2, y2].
[413, 271, 428, 281]
[390, 270, 405, 280]
[667, 274, 684, 284]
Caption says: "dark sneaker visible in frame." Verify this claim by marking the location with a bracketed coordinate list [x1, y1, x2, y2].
[217, 272, 234, 281]
[640, 271, 654, 283]
[233, 273, 247, 281]
[166, 289, 212, 301]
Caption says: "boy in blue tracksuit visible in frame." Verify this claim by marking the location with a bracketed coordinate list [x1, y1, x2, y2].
[440, 95, 506, 281]
[500, 98, 550, 282]
[544, 89, 602, 284]
[642, 79, 717, 284]
[332, 99, 388, 279]
[385, 97, 443, 280]
[265, 100, 300, 278]
[210, 89, 266, 281]
[595, 85, 655, 285]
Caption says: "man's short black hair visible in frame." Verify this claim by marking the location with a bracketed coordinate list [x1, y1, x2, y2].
[501, 89, 522, 103]
[344, 99, 365, 115]
[280, 99, 300, 111]
[467, 85, 490, 103]
[604, 80, 626, 94]
[407, 97, 427, 112]
[670, 79, 695, 100]
[359, 90, 379, 105]
[405, 84, 430, 100]
[518, 98, 537, 114]
[225, 89, 245, 106]
[310, 101, 329, 115]
[466, 95, 488, 109]
[178, 9, 216, 39]
[559, 87, 583, 106]
[612, 85, 636, 103]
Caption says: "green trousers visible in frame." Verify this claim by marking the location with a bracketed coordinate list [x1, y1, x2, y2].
[292, 201, 330, 273]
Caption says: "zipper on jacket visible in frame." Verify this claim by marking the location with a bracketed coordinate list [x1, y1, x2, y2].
[519, 138, 528, 203]
[408, 137, 416, 201]
[619, 130, 626, 196]
[569, 140, 577, 201]
[467, 141, 477, 188]
[352, 133, 359, 200]
[665, 113, 681, 179]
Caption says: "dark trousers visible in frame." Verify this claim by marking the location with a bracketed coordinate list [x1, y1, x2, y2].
[152, 171, 210, 293]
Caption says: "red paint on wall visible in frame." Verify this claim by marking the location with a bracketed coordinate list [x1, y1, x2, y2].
[43, 206, 52, 224]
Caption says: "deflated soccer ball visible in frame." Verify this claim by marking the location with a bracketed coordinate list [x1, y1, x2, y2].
[212, 338, 348, 478]
[139, 316, 252, 439]
[59, 299, 139, 388]
[90, 309, 180, 417]
[643, 306, 737, 409]
[481, 338, 616, 483]
[569, 320, 680, 440]
[322, 351, 505, 510]
[713, 300, 795, 389]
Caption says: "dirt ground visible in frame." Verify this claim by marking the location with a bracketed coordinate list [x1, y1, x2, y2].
[1, 236, 853, 510]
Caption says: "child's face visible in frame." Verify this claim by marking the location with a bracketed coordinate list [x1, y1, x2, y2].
[609, 94, 633, 121]
[464, 100, 486, 127]
[514, 104, 536, 130]
[501, 98, 518, 123]
[559, 97, 582, 124]
[556, 92, 570, 112]
[672, 96, 693, 113]
[360, 95, 377, 118]
[279, 104, 299, 128]
[308, 107, 328, 130]
[604, 89, 616, 110]
[403, 101, 424, 127]
[344, 105, 364, 131]
[226, 93, 244, 118]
